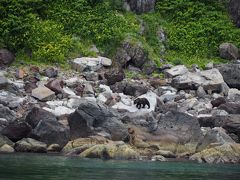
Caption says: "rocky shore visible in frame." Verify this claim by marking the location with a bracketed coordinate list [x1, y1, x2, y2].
[0, 48, 240, 164]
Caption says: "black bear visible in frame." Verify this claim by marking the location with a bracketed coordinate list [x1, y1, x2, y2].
[134, 98, 150, 109]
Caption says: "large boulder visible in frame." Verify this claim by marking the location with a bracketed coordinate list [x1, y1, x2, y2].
[1, 121, 32, 141]
[156, 111, 203, 145]
[219, 43, 239, 60]
[196, 127, 235, 152]
[115, 40, 148, 69]
[14, 138, 47, 153]
[68, 99, 127, 140]
[104, 70, 125, 86]
[26, 107, 69, 148]
[0, 49, 15, 67]
[125, 0, 156, 14]
[198, 115, 240, 142]
[217, 63, 240, 89]
[172, 68, 224, 92]
[229, 0, 240, 27]
[25, 107, 57, 128]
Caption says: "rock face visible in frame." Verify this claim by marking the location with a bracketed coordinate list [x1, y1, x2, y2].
[115, 40, 148, 69]
[68, 99, 127, 140]
[172, 68, 224, 92]
[229, 0, 240, 27]
[217, 64, 240, 89]
[0, 49, 15, 67]
[125, 0, 156, 14]
[157, 111, 203, 144]
[219, 43, 239, 60]
[26, 107, 70, 148]
[14, 138, 47, 152]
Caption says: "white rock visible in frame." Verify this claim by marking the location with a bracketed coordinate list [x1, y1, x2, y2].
[63, 87, 76, 96]
[99, 56, 112, 67]
[46, 101, 64, 109]
[99, 84, 112, 93]
[43, 106, 75, 117]
[165, 65, 189, 78]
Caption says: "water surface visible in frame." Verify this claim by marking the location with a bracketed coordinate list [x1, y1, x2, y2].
[0, 154, 239, 180]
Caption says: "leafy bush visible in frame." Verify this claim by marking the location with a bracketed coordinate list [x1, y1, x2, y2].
[156, 0, 240, 66]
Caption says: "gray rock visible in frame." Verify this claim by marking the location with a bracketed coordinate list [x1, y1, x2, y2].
[157, 111, 203, 144]
[196, 127, 235, 152]
[83, 72, 99, 81]
[0, 90, 25, 109]
[165, 65, 189, 78]
[197, 86, 207, 98]
[125, 0, 156, 14]
[172, 69, 224, 92]
[0, 104, 16, 121]
[68, 99, 127, 140]
[32, 86, 55, 101]
[115, 40, 148, 69]
[0, 49, 15, 67]
[218, 102, 240, 114]
[83, 83, 94, 96]
[14, 138, 47, 153]
[219, 43, 239, 60]
[100, 57, 112, 67]
[229, 0, 240, 27]
[0, 75, 8, 89]
[205, 62, 214, 70]
[217, 64, 240, 89]
[30, 119, 70, 149]
[227, 88, 240, 102]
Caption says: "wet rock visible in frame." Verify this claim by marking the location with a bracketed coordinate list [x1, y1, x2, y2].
[196, 127, 235, 152]
[0, 49, 15, 67]
[219, 43, 239, 60]
[43, 68, 58, 78]
[45, 79, 64, 94]
[211, 97, 226, 108]
[14, 138, 47, 153]
[68, 99, 127, 140]
[79, 143, 139, 160]
[165, 65, 189, 78]
[0, 144, 14, 153]
[32, 86, 55, 101]
[217, 64, 240, 89]
[1, 121, 32, 141]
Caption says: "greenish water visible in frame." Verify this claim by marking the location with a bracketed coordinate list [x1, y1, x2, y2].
[0, 154, 239, 180]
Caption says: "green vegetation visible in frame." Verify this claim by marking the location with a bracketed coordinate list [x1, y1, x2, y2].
[0, 0, 239, 67]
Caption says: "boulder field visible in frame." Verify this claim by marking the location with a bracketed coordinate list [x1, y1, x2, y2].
[1, 61, 240, 164]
